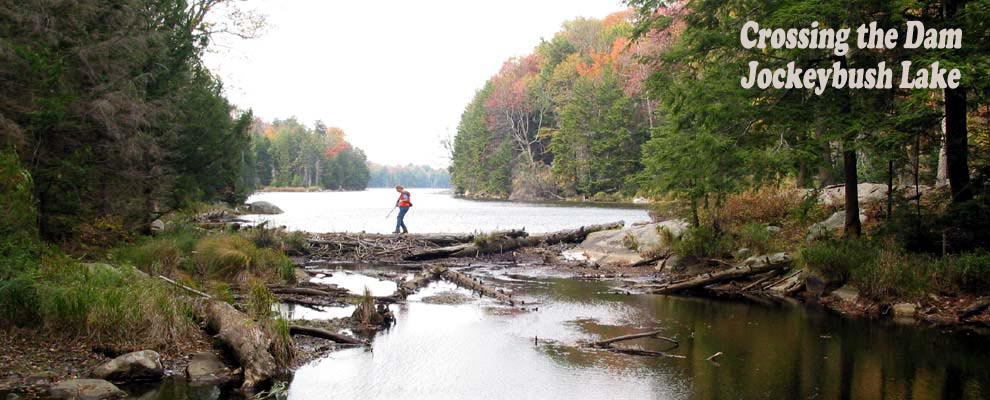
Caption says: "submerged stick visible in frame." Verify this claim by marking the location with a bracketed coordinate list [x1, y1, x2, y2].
[288, 325, 367, 346]
[590, 330, 679, 348]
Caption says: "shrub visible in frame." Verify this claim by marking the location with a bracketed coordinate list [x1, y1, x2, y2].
[936, 251, 990, 293]
[851, 247, 932, 300]
[736, 222, 775, 255]
[672, 226, 734, 258]
[715, 188, 804, 228]
[247, 279, 276, 319]
[799, 239, 878, 282]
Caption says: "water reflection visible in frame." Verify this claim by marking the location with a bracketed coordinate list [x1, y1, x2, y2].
[289, 276, 990, 400]
[309, 270, 397, 297]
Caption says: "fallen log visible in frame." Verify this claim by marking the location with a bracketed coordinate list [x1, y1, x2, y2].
[649, 253, 793, 295]
[589, 330, 678, 348]
[203, 300, 278, 392]
[288, 325, 367, 346]
[605, 347, 686, 358]
[960, 299, 990, 320]
[629, 253, 670, 268]
[440, 268, 517, 306]
[738, 271, 780, 292]
[536, 221, 625, 245]
[398, 265, 446, 296]
[268, 287, 333, 297]
[404, 221, 624, 261]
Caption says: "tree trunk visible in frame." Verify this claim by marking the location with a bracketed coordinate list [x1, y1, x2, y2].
[440, 268, 517, 305]
[837, 56, 862, 237]
[202, 300, 278, 392]
[648, 253, 792, 294]
[843, 146, 862, 237]
[818, 140, 835, 186]
[937, 115, 949, 186]
[944, 86, 972, 203]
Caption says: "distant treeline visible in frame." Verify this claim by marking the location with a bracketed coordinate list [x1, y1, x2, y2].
[368, 164, 451, 188]
[250, 118, 370, 191]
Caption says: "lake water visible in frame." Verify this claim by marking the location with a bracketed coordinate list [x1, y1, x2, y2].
[244, 188, 650, 234]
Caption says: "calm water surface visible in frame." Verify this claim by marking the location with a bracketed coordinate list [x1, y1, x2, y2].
[244, 188, 650, 234]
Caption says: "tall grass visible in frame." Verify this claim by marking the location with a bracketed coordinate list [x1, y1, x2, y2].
[2, 255, 198, 349]
[194, 235, 294, 282]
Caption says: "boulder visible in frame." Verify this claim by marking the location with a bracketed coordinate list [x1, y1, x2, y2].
[830, 284, 860, 303]
[892, 302, 917, 318]
[49, 379, 126, 400]
[562, 220, 688, 266]
[246, 201, 283, 215]
[91, 350, 163, 383]
[819, 183, 890, 207]
[185, 352, 232, 384]
[804, 271, 845, 298]
[807, 211, 866, 241]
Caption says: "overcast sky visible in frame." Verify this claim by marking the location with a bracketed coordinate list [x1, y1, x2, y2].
[204, 0, 624, 168]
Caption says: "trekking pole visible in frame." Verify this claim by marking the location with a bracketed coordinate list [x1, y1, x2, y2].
[385, 206, 396, 219]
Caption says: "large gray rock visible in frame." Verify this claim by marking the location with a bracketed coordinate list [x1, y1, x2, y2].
[830, 284, 860, 303]
[819, 183, 889, 207]
[246, 201, 283, 215]
[91, 350, 163, 382]
[807, 211, 867, 241]
[49, 379, 126, 400]
[562, 220, 688, 265]
[186, 352, 232, 384]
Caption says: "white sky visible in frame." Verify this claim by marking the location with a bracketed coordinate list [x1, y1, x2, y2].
[204, 0, 624, 168]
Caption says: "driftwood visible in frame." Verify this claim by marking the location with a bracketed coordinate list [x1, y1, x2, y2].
[960, 299, 990, 320]
[395, 265, 518, 306]
[404, 221, 625, 261]
[440, 268, 517, 306]
[288, 325, 367, 346]
[606, 348, 687, 358]
[649, 253, 793, 295]
[267, 286, 333, 297]
[537, 221, 625, 245]
[203, 300, 278, 392]
[398, 265, 446, 296]
[589, 330, 679, 348]
[585, 330, 680, 358]
[628, 253, 670, 268]
[738, 271, 780, 292]
[158, 275, 212, 299]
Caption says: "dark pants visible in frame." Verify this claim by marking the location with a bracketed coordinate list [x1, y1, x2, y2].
[395, 206, 409, 233]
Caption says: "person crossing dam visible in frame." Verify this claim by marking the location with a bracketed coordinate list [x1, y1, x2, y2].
[392, 185, 412, 234]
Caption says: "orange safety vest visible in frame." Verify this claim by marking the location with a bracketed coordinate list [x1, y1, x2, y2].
[397, 191, 412, 207]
